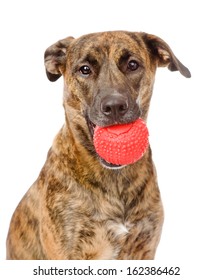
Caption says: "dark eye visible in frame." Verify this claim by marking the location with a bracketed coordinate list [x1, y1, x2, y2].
[79, 65, 91, 76]
[127, 60, 139, 71]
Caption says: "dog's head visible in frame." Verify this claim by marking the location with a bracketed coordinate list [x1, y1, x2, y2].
[44, 31, 190, 168]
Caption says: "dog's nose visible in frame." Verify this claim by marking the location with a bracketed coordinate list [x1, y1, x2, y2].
[101, 94, 129, 119]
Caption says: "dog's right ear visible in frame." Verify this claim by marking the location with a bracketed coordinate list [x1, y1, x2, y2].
[44, 37, 74, 82]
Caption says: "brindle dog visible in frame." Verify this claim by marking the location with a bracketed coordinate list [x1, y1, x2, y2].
[6, 31, 191, 260]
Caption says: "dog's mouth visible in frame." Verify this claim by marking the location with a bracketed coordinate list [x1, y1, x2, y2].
[86, 117, 96, 138]
[86, 117, 124, 169]
[99, 158, 124, 169]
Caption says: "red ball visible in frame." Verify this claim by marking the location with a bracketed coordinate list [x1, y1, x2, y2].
[93, 118, 149, 166]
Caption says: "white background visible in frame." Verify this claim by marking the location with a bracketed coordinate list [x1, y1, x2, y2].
[0, 0, 212, 277]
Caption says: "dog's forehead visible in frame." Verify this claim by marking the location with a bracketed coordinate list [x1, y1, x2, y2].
[69, 31, 146, 59]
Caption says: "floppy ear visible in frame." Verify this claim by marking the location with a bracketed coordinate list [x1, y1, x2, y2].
[143, 33, 191, 78]
[44, 36, 74, 82]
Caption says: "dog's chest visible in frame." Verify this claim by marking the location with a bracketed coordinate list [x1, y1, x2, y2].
[95, 216, 155, 260]
[78, 185, 153, 259]
[71, 198, 145, 259]
[89, 185, 160, 260]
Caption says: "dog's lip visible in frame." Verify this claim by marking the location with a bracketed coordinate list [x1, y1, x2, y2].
[99, 157, 123, 169]
[86, 117, 96, 138]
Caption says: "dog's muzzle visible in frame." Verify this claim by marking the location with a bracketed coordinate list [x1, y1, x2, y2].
[85, 90, 141, 169]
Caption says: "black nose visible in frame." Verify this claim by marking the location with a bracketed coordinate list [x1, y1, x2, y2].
[101, 94, 129, 119]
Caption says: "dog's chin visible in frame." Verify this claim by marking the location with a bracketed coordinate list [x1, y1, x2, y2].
[86, 117, 126, 170]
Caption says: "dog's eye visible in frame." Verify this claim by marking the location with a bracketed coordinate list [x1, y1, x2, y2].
[127, 60, 139, 71]
[79, 65, 91, 76]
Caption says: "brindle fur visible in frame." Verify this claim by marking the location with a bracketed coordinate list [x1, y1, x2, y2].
[6, 31, 190, 260]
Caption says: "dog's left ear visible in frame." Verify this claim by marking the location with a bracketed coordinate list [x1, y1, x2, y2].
[44, 37, 74, 82]
[143, 33, 191, 78]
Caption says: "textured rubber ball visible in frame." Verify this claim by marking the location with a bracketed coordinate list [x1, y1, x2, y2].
[93, 118, 149, 166]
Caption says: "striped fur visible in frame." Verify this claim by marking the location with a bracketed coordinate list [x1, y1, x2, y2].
[6, 31, 190, 259]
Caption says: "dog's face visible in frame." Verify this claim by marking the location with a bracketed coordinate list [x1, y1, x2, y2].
[44, 31, 190, 168]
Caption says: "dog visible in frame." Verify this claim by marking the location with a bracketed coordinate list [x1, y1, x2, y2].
[6, 31, 191, 260]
